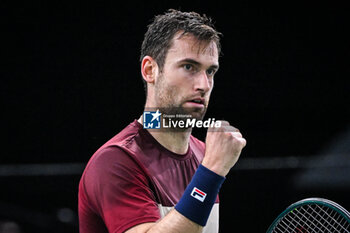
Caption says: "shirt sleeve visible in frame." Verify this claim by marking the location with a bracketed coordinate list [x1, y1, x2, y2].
[80, 146, 160, 233]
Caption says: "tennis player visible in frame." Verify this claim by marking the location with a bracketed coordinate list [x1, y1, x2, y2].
[78, 9, 246, 233]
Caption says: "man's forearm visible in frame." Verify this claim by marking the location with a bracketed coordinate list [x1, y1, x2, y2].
[126, 209, 202, 233]
[148, 209, 203, 233]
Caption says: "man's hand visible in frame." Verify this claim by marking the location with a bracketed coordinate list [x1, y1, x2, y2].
[202, 121, 246, 177]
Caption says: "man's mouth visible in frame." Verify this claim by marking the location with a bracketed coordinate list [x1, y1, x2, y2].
[186, 98, 205, 107]
[190, 99, 203, 104]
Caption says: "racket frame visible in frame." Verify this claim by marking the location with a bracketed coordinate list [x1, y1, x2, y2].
[266, 197, 350, 233]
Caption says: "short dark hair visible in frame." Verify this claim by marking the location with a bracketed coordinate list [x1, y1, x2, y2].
[140, 9, 222, 92]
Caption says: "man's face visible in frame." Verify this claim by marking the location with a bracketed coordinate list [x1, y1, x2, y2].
[154, 33, 219, 120]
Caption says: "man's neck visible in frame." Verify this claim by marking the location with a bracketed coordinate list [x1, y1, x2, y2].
[137, 116, 191, 155]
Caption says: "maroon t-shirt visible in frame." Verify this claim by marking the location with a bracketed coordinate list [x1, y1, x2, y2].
[78, 120, 219, 233]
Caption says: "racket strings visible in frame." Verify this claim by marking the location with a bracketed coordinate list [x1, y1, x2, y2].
[275, 205, 324, 233]
[272, 204, 350, 233]
[314, 205, 350, 232]
[303, 205, 339, 232]
[275, 208, 319, 233]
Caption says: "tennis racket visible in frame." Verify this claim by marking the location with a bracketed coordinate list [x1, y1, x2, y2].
[266, 198, 350, 233]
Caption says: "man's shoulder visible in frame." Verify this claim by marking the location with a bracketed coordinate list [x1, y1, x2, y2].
[190, 134, 206, 148]
[189, 135, 206, 162]
[83, 120, 144, 174]
[79, 122, 149, 193]
[102, 120, 141, 149]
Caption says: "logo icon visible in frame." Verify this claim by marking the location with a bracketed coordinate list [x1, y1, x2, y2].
[190, 187, 207, 202]
[143, 110, 161, 129]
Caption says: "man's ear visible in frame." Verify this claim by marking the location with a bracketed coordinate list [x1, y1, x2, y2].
[141, 56, 159, 84]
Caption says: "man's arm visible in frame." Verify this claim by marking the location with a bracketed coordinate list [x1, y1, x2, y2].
[126, 210, 202, 233]
[126, 121, 246, 233]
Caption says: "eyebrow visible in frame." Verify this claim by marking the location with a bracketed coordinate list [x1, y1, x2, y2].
[178, 58, 219, 70]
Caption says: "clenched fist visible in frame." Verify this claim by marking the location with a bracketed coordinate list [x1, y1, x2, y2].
[202, 121, 246, 177]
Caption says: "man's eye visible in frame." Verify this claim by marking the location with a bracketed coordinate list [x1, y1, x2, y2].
[207, 68, 216, 76]
[183, 64, 193, 71]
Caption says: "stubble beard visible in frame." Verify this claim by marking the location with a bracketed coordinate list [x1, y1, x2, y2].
[154, 73, 208, 131]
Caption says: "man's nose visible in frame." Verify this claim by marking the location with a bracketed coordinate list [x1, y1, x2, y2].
[194, 71, 211, 93]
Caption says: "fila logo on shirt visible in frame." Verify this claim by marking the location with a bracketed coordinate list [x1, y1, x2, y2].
[190, 187, 207, 202]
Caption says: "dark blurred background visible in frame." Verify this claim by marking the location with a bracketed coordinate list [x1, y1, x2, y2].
[2, 2, 349, 233]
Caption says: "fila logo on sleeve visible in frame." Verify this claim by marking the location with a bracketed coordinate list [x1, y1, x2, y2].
[190, 187, 207, 202]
